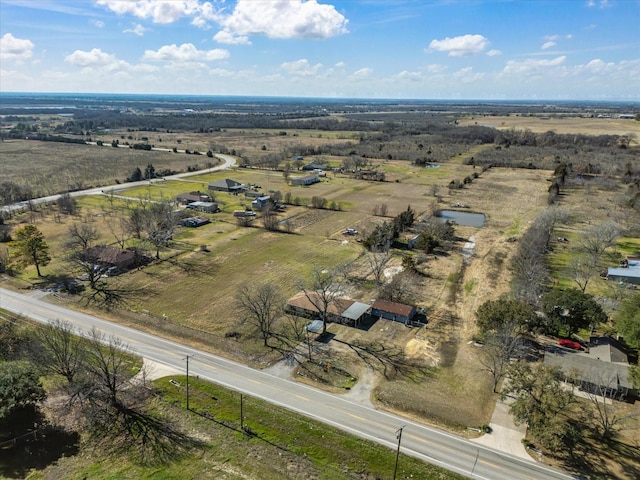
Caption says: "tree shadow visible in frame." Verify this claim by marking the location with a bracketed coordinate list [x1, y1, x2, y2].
[0, 407, 80, 479]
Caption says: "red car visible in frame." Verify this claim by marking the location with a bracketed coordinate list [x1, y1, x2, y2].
[558, 339, 582, 350]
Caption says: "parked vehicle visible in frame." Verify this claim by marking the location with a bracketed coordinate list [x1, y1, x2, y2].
[558, 339, 582, 350]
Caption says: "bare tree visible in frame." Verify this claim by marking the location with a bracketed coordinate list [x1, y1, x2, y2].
[235, 283, 283, 346]
[106, 215, 128, 249]
[67, 223, 99, 251]
[144, 201, 178, 259]
[566, 254, 598, 293]
[582, 373, 634, 440]
[378, 270, 420, 305]
[367, 250, 393, 285]
[262, 202, 279, 231]
[478, 322, 523, 393]
[32, 319, 85, 383]
[298, 266, 345, 335]
[578, 221, 620, 265]
[83, 327, 136, 407]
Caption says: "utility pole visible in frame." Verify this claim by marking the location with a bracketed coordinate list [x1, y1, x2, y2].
[393, 425, 406, 480]
[183, 354, 193, 410]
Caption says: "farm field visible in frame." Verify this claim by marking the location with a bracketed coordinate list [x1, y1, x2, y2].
[458, 115, 640, 143]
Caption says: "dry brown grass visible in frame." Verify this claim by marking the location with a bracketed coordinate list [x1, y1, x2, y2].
[4, 127, 639, 457]
[458, 116, 640, 143]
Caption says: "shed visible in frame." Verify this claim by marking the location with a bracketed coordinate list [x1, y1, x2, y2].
[304, 319, 324, 333]
[187, 201, 220, 213]
[176, 191, 211, 204]
[251, 196, 271, 210]
[341, 302, 371, 327]
[371, 299, 416, 324]
[291, 174, 320, 186]
[182, 216, 211, 228]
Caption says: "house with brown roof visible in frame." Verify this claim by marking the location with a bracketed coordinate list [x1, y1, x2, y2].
[176, 191, 212, 205]
[286, 291, 371, 327]
[80, 245, 138, 273]
[371, 299, 416, 324]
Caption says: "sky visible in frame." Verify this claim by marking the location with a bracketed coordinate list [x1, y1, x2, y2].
[1, 0, 639, 100]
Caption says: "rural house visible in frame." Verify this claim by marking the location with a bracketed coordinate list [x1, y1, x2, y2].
[290, 174, 320, 186]
[176, 191, 212, 205]
[186, 201, 220, 213]
[544, 336, 637, 402]
[251, 196, 271, 210]
[80, 245, 138, 273]
[607, 257, 640, 285]
[182, 216, 211, 228]
[302, 162, 325, 171]
[371, 299, 416, 324]
[208, 178, 245, 193]
[286, 291, 370, 326]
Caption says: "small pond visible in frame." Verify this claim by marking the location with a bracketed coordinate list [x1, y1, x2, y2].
[437, 209, 486, 227]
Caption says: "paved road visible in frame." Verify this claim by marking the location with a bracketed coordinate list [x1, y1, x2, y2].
[1, 153, 236, 215]
[0, 288, 575, 480]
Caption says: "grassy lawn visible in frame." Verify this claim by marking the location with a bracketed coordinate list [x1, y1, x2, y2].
[23, 375, 465, 480]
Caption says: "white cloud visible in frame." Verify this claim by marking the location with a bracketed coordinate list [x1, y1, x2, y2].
[124, 23, 148, 36]
[584, 58, 614, 73]
[0, 33, 34, 61]
[566, 34, 573, 40]
[97, 0, 202, 24]
[220, 0, 348, 40]
[65, 48, 120, 67]
[350, 67, 372, 79]
[428, 34, 490, 57]
[587, 0, 609, 8]
[453, 67, 485, 83]
[143, 43, 229, 62]
[486, 49, 502, 57]
[544, 34, 560, 42]
[503, 56, 567, 75]
[426, 64, 447, 73]
[335, 61, 345, 68]
[90, 19, 105, 28]
[280, 59, 323, 76]
[214, 30, 251, 45]
[394, 70, 423, 81]
[541, 41, 556, 50]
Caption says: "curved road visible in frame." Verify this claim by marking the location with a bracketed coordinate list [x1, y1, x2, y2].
[1, 153, 236, 215]
[0, 288, 575, 480]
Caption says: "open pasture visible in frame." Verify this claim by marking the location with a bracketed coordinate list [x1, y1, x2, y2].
[458, 115, 640, 142]
[0, 139, 217, 196]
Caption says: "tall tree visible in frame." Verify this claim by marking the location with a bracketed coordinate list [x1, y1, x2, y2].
[235, 283, 283, 346]
[541, 288, 608, 336]
[615, 294, 640, 349]
[298, 266, 345, 335]
[11, 224, 51, 277]
[502, 362, 578, 451]
[32, 319, 85, 383]
[0, 361, 46, 419]
[479, 322, 523, 393]
[144, 201, 177, 259]
[578, 221, 620, 265]
[66, 223, 99, 251]
[476, 298, 538, 334]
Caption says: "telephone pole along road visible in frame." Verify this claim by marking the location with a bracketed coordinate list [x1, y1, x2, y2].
[0, 288, 576, 480]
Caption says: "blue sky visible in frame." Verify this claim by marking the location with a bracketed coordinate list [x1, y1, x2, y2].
[1, 0, 639, 99]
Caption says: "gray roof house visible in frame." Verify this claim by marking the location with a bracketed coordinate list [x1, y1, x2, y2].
[607, 257, 640, 285]
[291, 174, 320, 186]
[208, 178, 245, 193]
[544, 336, 636, 402]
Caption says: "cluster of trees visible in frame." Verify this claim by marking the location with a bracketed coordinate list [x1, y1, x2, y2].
[362, 206, 416, 252]
[0, 317, 192, 464]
